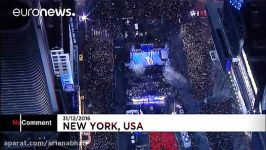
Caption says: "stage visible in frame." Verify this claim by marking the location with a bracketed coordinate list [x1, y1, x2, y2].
[127, 44, 169, 68]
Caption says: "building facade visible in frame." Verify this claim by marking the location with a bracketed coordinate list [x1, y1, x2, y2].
[206, 0, 266, 113]
[0, 0, 58, 114]
[50, 49, 75, 92]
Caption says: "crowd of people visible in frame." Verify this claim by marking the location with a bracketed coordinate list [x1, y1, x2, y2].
[120, 0, 190, 25]
[126, 66, 171, 100]
[88, 0, 191, 29]
[85, 35, 113, 114]
[205, 132, 234, 150]
[85, 0, 192, 111]
[84, 1, 120, 146]
[200, 97, 234, 114]
[86, 0, 187, 113]
[83, 0, 223, 149]
[87, 133, 118, 150]
[181, 20, 214, 101]
[200, 98, 235, 150]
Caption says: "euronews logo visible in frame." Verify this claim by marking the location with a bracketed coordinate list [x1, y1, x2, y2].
[13, 8, 75, 17]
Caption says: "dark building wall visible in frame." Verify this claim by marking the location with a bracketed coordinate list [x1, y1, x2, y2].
[42, 0, 75, 52]
[206, 2, 232, 71]
[208, 1, 266, 111]
[223, 0, 266, 111]
[0, 0, 58, 114]
[241, 0, 266, 110]
[42, 0, 63, 49]
[222, 0, 246, 57]
[241, 0, 266, 57]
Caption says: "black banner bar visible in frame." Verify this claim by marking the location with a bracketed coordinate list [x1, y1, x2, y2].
[0, 115, 57, 131]
[0, 115, 20, 131]
[21, 115, 57, 131]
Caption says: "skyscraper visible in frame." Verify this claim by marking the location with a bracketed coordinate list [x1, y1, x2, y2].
[206, 0, 266, 113]
[0, 0, 58, 114]
[207, 1, 266, 149]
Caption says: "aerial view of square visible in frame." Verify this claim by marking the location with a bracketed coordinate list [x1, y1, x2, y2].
[0, 0, 265, 150]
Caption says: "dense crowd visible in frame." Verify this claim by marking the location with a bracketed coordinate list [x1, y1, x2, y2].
[200, 98, 234, 114]
[87, 133, 118, 150]
[126, 66, 171, 100]
[205, 132, 234, 150]
[83, 1, 122, 148]
[200, 98, 235, 150]
[83, 0, 191, 149]
[80, 0, 247, 149]
[85, 35, 113, 114]
[89, 0, 190, 28]
[120, 0, 190, 25]
[85, 0, 188, 111]
[85, 0, 191, 112]
[181, 20, 214, 100]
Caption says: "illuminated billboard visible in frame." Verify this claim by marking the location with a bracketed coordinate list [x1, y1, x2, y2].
[61, 71, 75, 92]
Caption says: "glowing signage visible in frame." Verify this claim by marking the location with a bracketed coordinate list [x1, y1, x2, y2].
[64, 84, 75, 92]
[226, 59, 231, 73]
[61, 72, 75, 92]
[131, 96, 166, 105]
